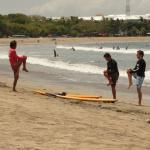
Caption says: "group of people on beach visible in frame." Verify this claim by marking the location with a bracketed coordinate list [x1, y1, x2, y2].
[8, 40, 146, 105]
[103, 51, 146, 105]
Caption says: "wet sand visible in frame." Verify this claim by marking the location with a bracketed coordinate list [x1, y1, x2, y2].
[0, 73, 150, 150]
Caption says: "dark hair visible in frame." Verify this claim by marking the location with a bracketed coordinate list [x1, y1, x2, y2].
[104, 53, 111, 58]
[137, 50, 144, 57]
[10, 40, 17, 49]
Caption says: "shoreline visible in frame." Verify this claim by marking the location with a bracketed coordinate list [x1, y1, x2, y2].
[0, 46, 149, 104]
[0, 67, 150, 105]
[0, 36, 150, 46]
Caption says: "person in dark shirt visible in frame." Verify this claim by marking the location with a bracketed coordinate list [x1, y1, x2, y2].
[103, 53, 119, 99]
[127, 50, 146, 105]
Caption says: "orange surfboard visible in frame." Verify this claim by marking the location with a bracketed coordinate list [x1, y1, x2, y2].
[33, 90, 117, 103]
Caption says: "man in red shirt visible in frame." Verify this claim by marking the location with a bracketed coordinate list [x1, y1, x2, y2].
[9, 40, 28, 91]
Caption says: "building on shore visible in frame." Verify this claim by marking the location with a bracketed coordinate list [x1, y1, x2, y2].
[49, 14, 150, 21]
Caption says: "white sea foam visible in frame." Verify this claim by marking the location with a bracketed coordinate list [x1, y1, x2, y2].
[27, 57, 150, 82]
[28, 57, 101, 74]
[57, 45, 150, 54]
[0, 54, 150, 82]
[0, 55, 8, 59]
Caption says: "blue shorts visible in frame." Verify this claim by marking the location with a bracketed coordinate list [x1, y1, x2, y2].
[133, 74, 144, 88]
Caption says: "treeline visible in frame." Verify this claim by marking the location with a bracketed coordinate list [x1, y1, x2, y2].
[0, 13, 150, 38]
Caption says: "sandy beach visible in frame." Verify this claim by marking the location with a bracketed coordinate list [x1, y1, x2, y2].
[0, 36, 150, 46]
[0, 72, 150, 150]
[0, 37, 150, 149]
[0, 0, 150, 148]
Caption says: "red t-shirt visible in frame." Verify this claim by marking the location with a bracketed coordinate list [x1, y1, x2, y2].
[9, 48, 19, 66]
[9, 48, 26, 70]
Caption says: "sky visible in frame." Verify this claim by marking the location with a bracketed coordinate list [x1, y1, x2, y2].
[0, 0, 149, 17]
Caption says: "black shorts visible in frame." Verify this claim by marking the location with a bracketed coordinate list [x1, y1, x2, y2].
[110, 73, 119, 85]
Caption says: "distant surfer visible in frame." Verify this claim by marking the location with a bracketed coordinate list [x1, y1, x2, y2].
[125, 45, 128, 50]
[103, 53, 119, 99]
[99, 46, 103, 49]
[127, 50, 146, 106]
[9, 40, 29, 92]
[72, 47, 76, 51]
[53, 49, 59, 57]
[116, 46, 120, 50]
[113, 46, 115, 50]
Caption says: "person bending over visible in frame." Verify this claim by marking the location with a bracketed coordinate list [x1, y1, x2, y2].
[9, 40, 28, 91]
[127, 50, 146, 105]
[103, 53, 119, 99]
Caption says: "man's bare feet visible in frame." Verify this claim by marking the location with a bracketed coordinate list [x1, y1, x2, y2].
[138, 102, 142, 106]
[23, 68, 29, 72]
[13, 89, 17, 92]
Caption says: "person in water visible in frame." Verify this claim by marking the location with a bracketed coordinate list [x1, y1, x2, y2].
[72, 47, 76, 51]
[9, 40, 28, 91]
[99, 46, 103, 49]
[127, 50, 146, 105]
[103, 53, 119, 99]
[53, 49, 57, 57]
[53, 49, 59, 57]
[125, 45, 128, 50]
[116, 46, 120, 50]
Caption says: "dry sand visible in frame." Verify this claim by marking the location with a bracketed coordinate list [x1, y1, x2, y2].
[0, 79, 150, 150]
[0, 36, 150, 46]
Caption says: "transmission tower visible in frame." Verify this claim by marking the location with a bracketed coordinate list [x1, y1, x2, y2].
[126, 0, 130, 16]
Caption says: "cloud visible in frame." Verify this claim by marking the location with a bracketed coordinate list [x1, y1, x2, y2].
[29, 0, 150, 17]
[131, 0, 150, 14]
[29, 0, 120, 16]
[1, 0, 149, 17]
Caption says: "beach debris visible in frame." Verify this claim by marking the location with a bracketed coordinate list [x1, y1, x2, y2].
[0, 82, 8, 88]
[146, 119, 150, 124]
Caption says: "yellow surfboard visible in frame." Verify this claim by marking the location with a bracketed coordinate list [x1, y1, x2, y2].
[55, 95, 117, 103]
[33, 90, 101, 98]
[63, 94, 102, 99]
[33, 90, 117, 103]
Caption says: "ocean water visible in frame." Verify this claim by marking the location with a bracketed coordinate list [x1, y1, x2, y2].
[0, 41, 150, 87]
